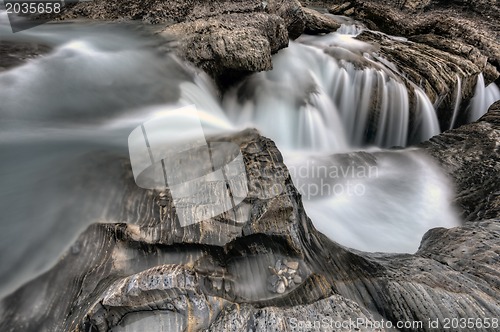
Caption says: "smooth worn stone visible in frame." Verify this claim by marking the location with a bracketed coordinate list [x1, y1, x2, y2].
[276, 281, 286, 294]
[285, 260, 299, 270]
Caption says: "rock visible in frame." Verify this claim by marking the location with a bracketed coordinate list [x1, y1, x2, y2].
[302, 7, 341, 34]
[0, 41, 51, 72]
[266, 0, 306, 40]
[209, 295, 390, 331]
[285, 260, 299, 270]
[275, 281, 286, 294]
[161, 13, 288, 86]
[356, 30, 480, 130]
[327, 0, 500, 83]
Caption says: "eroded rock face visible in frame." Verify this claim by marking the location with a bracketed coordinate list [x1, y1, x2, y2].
[1, 103, 499, 331]
[356, 31, 480, 130]
[326, 0, 500, 83]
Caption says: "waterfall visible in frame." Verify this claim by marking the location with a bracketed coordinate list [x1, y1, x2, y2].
[469, 73, 500, 121]
[1, 13, 499, 299]
[449, 75, 462, 129]
[224, 34, 440, 150]
[413, 87, 441, 141]
[337, 23, 364, 36]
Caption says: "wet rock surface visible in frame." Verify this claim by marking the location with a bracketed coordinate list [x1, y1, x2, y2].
[325, 0, 500, 83]
[0, 41, 51, 72]
[356, 30, 480, 130]
[1, 103, 499, 331]
[298, 1, 498, 129]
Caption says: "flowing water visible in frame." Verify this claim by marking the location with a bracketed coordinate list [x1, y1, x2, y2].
[1, 12, 499, 299]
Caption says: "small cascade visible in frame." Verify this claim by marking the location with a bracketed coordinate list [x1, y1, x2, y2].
[337, 23, 364, 36]
[223, 36, 437, 151]
[469, 73, 500, 121]
[413, 88, 441, 142]
[449, 75, 462, 129]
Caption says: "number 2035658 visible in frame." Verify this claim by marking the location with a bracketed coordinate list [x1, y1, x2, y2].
[5, 2, 62, 15]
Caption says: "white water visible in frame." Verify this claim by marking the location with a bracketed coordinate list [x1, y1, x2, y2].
[223, 37, 437, 150]
[0, 11, 498, 299]
[449, 75, 462, 129]
[285, 150, 459, 253]
[469, 73, 500, 121]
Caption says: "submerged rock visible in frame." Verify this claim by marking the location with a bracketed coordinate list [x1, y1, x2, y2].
[0, 41, 51, 72]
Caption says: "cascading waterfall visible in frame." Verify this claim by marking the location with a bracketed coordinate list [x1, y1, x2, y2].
[413, 87, 441, 141]
[449, 75, 462, 129]
[1, 10, 499, 297]
[469, 73, 500, 121]
[223, 33, 438, 150]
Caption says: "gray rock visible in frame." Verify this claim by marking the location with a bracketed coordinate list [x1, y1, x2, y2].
[302, 7, 341, 34]
[275, 281, 286, 294]
[356, 30, 480, 130]
[327, 0, 500, 83]
[285, 260, 299, 270]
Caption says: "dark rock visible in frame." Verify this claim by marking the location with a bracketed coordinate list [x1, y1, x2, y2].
[302, 7, 341, 34]
[161, 12, 289, 84]
[56, 0, 195, 24]
[327, 0, 500, 83]
[0, 41, 51, 72]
